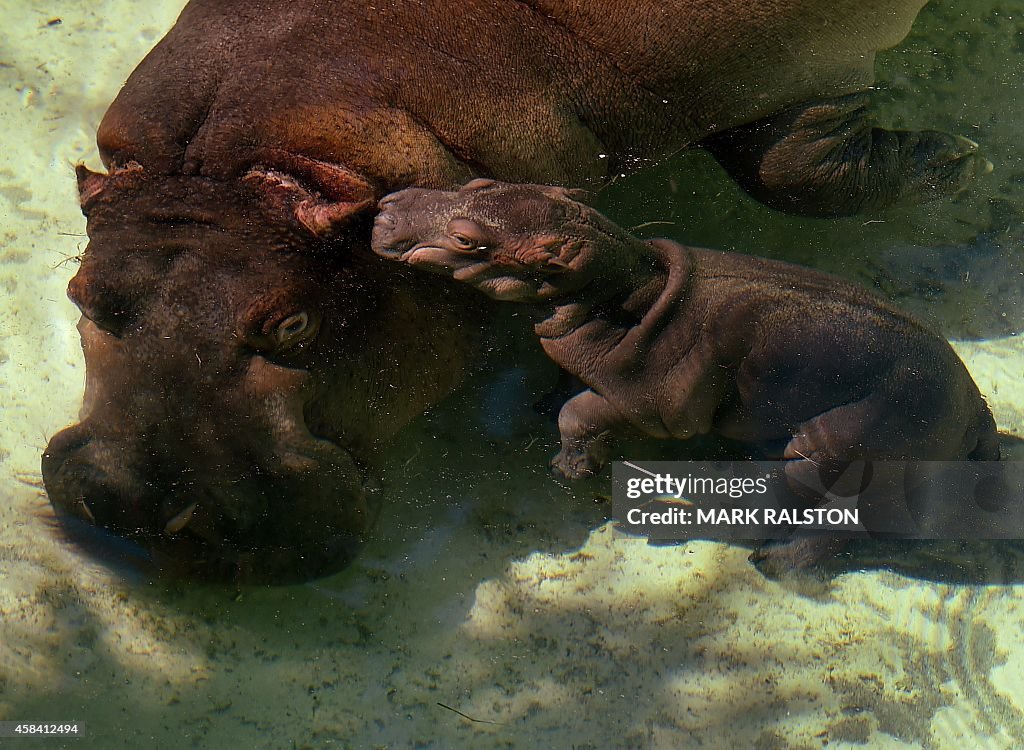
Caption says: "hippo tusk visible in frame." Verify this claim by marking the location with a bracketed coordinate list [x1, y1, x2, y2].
[74, 499, 96, 524]
[164, 501, 199, 536]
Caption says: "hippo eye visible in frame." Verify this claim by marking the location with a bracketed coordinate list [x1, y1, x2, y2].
[275, 312, 311, 347]
[447, 218, 487, 253]
[241, 298, 320, 355]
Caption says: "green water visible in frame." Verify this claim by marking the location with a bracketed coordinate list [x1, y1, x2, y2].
[1, 1, 1022, 748]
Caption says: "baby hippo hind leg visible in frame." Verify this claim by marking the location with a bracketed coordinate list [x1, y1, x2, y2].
[750, 537, 851, 579]
[551, 389, 626, 480]
[750, 395, 918, 577]
[706, 92, 991, 217]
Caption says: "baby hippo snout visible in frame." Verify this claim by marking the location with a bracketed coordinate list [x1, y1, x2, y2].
[370, 213, 414, 259]
[372, 188, 442, 259]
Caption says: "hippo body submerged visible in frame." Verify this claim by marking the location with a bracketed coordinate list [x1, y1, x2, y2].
[45, 0, 987, 580]
[371, 181, 1001, 568]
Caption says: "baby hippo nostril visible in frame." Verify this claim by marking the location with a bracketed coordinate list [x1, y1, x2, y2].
[370, 217, 417, 258]
[371, 211, 397, 237]
[376, 193, 408, 211]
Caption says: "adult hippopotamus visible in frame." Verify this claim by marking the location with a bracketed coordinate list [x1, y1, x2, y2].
[370, 180, 1001, 570]
[43, 0, 989, 581]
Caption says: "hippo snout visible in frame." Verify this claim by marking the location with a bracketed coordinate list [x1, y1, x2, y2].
[43, 423, 153, 534]
[42, 417, 376, 582]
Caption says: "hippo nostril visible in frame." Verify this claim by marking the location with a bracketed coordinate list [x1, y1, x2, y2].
[67, 275, 134, 336]
[43, 423, 93, 466]
[42, 424, 95, 498]
[43, 425, 155, 537]
[84, 300, 133, 336]
[371, 211, 396, 232]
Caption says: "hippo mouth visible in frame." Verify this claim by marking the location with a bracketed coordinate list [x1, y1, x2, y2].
[150, 437, 379, 583]
[41, 318, 380, 584]
[147, 469, 381, 583]
[42, 421, 379, 583]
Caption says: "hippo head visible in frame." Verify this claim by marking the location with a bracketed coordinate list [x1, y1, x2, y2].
[43, 163, 477, 582]
[372, 179, 634, 302]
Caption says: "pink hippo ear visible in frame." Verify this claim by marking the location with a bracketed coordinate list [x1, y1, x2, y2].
[245, 154, 377, 238]
[76, 164, 108, 210]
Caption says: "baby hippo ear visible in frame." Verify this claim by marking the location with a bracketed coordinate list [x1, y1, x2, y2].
[522, 242, 571, 274]
[542, 184, 594, 205]
[541, 255, 570, 273]
[245, 155, 376, 238]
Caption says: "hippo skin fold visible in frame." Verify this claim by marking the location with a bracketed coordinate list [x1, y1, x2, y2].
[371, 180, 1001, 573]
[43, 0, 990, 581]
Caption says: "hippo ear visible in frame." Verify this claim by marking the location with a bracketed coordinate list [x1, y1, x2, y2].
[76, 164, 110, 215]
[292, 186, 376, 238]
[541, 256, 570, 274]
[459, 178, 498, 193]
[245, 158, 377, 239]
[76, 162, 145, 216]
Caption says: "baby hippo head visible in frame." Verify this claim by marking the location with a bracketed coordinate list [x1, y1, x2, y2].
[372, 179, 624, 301]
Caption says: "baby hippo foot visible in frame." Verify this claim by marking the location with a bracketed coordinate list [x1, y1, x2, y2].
[550, 389, 623, 480]
[550, 430, 614, 480]
[749, 537, 850, 578]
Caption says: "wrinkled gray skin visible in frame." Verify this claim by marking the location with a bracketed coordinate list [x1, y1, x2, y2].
[372, 181, 1001, 572]
[44, 0, 989, 581]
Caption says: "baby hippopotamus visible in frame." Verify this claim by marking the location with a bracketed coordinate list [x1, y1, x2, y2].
[372, 180, 1000, 566]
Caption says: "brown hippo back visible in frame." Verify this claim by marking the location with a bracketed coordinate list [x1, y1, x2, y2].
[98, 0, 924, 187]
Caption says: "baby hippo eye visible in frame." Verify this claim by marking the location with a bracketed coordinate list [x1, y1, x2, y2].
[446, 218, 487, 253]
[450, 233, 475, 250]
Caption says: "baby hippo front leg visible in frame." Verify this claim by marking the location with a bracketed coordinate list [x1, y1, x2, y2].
[552, 389, 625, 480]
